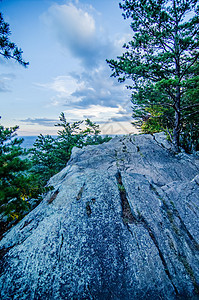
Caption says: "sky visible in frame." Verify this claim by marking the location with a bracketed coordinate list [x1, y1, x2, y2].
[0, 0, 138, 136]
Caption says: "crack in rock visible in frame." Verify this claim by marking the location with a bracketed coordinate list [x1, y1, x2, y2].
[76, 183, 85, 201]
[48, 189, 59, 204]
[116, 171, 179, 295]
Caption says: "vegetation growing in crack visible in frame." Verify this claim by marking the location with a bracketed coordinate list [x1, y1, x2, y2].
[117, 183, 126, 192]
[116, 171, 136, 224]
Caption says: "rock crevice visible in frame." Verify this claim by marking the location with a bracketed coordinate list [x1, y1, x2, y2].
[0, 133, 199, 299]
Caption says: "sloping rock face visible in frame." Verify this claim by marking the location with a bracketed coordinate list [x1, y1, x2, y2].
[0, 133, 199, 299]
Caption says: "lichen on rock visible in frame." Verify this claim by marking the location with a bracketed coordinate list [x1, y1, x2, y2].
[0, 133, 199, 299]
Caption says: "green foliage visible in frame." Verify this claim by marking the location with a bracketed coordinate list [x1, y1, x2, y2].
[180, 61, 199, 152]
[133, 105, 174, 135]
[29, 135, 62, 186]
[118, 183, 126, 192]
[0, 123, 48, 231]
[0, 114, 110, 234]
[29, 113, 111, 186]
[107, 0, 199, 152]
[0, 12, 28, 66]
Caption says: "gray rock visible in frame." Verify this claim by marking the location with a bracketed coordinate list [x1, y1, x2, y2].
[0, 133, 199, 299]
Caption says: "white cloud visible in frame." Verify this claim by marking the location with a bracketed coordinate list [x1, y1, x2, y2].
[36, 3, 134, 129]
[41, 2, 133, 68]
[63, 104, 127, 122]
[0, 73, 16, 92]
[33, 66, 133, 132]
[49, 3, 96, 43]
[69, 66, 131, 108]
[61, 104, 134, 135]
[113, 33, 132, 54]
[35, 65, 132, 109]
[42, 2, 108, 67]
[35, 75, 84, 105]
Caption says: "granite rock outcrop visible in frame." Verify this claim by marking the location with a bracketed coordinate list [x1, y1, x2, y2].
[0, 133, 199, 299]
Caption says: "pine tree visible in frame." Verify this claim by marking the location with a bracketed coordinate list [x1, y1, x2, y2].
[0, 122, 48, 235]
[107, 0, 199, 152]
[0, 124, 30, 224]
[30, 113, 111, 185]
[0, 12, 28, 66]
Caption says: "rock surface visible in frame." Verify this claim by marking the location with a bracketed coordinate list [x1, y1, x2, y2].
[0, 133, 199, 299]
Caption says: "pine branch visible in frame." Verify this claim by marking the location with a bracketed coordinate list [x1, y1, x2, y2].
[180, 52, 199, 80]
[0, 51, 29, 67]
[181, 103, 199, 110]
[182, 110, 199, 118]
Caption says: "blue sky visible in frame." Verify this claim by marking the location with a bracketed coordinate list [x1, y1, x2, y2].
[0, 0, 137, 136]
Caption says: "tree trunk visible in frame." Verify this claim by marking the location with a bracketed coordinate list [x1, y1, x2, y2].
[172, 85, 180, 152]
[172, 112, 180, 152]
[173, 0, 181, 153]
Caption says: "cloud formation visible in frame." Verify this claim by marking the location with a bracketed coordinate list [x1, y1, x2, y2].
[0, 73, 15, 92]
[21, 117, 58, 127]
[20, 106, 130, 128]
[37, 65, 131, 109]
[61, 104, 130, 123]
[35, 75, 83, 106]
[38, 1, 134, 132]
[42, 2, 110, 68]
[0, 81, 9, 93]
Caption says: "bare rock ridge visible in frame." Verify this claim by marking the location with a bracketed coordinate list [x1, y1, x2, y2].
[0, 133, 199, 299]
